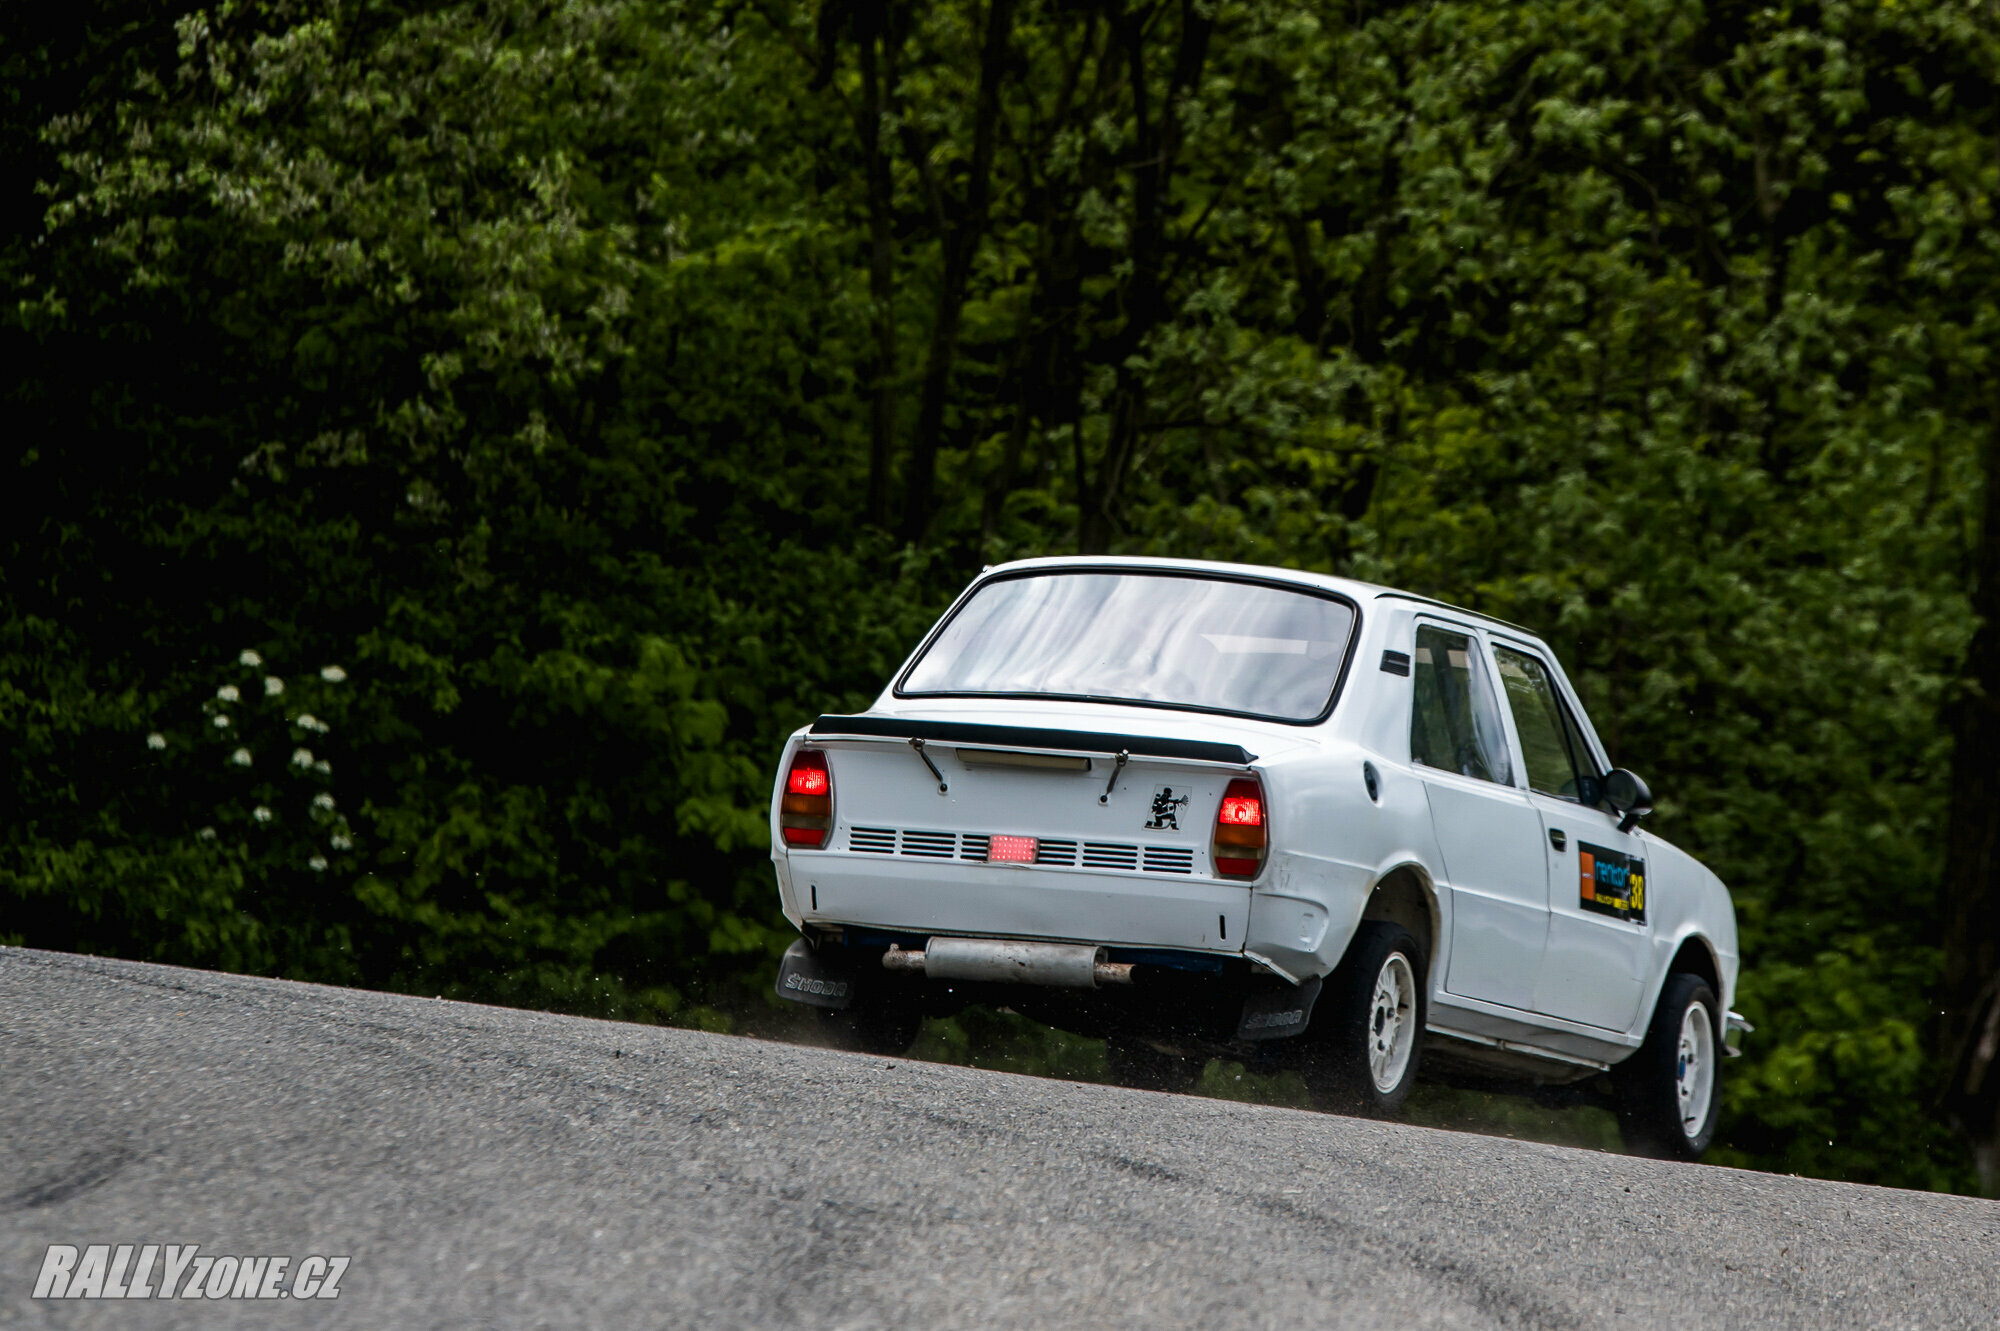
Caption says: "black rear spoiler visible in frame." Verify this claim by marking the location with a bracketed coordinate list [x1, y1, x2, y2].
[809, 714, 1256, 766]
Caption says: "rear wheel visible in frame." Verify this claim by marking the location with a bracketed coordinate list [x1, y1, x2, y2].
[1104, 1034, 1207, 1093]
[1304, 922, 1426, 1116]
[1614, 971, 1721, 1160]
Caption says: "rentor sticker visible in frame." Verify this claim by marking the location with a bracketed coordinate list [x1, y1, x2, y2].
[1577, 842, 1646, 924]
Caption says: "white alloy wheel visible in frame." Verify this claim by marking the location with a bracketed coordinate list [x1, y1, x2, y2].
[1615, 972, 1721, 1160]
[1368, 952, 1417, 1094]
[1676, 1000, 1716, 1140]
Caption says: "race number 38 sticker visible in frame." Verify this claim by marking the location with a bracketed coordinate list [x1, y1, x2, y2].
[1577, 843, 1645, 924]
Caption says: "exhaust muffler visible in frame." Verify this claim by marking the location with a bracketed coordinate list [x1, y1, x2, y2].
[882, 937, 1134, 988]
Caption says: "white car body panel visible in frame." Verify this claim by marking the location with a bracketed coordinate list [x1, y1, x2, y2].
[1427, 770, 1548, 1011]
[770, 555, 1740, 1074]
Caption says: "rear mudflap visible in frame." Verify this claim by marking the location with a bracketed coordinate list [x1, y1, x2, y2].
[1235, 975, 1323, 1041]
[774, 937, 857, 1010]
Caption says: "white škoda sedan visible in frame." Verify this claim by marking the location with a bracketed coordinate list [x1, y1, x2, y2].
[769, 556, 1746, 1159]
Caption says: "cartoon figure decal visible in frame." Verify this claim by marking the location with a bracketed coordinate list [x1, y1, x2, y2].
[1577, 842, 1646, 924]
[1146, 786, 1192, 831]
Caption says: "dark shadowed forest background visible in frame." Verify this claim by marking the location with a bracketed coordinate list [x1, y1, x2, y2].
[5, 0, 1999, 1192]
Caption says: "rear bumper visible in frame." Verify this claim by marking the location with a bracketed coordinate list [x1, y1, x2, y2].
[774, 934, 1319, 1053]
[776, 851, 1248, 955]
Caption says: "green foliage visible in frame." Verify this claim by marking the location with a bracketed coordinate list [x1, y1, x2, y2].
[3, 0, 1995, 1191]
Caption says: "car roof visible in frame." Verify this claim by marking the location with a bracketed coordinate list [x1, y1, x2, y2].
[977, 555, 1538, 637]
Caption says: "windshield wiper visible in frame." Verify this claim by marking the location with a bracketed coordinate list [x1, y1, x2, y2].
[1099, 749, 1128, 805]
[909, 738, 948, 794]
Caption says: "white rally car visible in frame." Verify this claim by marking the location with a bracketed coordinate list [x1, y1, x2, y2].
[770, 556, 1745, 1159]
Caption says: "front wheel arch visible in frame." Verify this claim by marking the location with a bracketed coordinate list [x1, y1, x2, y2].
[1666, 935, 1723, 1008]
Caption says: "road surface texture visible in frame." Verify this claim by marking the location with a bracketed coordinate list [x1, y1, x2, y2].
[2, 946, 1995, 1329]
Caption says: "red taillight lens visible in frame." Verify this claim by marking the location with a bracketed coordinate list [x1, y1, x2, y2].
[781, 750, 832, 848]
[787, 758, 830, 797]
[1213, 777, 1267, 879]
[1219, 792, 1263, 826]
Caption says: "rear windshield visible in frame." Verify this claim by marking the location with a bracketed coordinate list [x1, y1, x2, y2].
[899, 571, 1357, 722]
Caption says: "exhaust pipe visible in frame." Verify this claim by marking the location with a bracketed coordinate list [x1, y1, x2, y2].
[882, 937, 1134, 988]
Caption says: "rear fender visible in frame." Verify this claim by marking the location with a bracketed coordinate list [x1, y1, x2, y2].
[1246, 851, 1442, 985]
[1358, 860, 1444, 982]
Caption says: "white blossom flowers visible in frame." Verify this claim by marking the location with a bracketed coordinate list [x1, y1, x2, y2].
[292, 747, 315, 769]
[314, 760, 333, 776]
[295, 714, 329, 734]
[212, 715, 232, 729]
[230, 748, 253, 767]
[265, 676, 285, 697]
[308, 855, 328, 872]
[320, 665, 347, 683]
[240, 650, 263, 667]
[312, 793, 336, 812]
[197, 826, 217, 842]
[330, 833, 353, 851]
[252, 806, 273, 824]
[217, 684, 240, 702]
[146, 733, 167, 750]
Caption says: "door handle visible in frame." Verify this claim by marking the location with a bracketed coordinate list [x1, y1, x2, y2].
[1548, 828, 1567, 851]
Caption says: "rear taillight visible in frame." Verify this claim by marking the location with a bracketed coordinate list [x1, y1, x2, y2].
[781, 750, 832, 848]
[1212, 777, 1267, 879]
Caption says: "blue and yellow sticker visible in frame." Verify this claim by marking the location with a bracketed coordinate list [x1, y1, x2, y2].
[1577, 842, 1645, 924]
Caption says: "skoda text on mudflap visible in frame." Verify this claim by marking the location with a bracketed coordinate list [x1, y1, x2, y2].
[769, 556, 1746, 1159]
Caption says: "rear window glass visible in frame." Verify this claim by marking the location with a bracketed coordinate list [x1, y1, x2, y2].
[899, 572, 1357, 722]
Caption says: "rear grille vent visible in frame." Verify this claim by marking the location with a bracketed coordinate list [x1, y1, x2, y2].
[900, 830, 958, 859]
[849, 827, 897, 855]
[841, 829, 1195, 876]
[1081, 842, 1140, 871]
[1035, 840, 1079, 867]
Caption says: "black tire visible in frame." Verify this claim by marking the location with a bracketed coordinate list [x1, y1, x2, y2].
[1303, 922, 1427, 1116]
[1614, 971, 1722, 1160]
[1104, 1034, 1207, 1093]
[814, 996, 923, 1057]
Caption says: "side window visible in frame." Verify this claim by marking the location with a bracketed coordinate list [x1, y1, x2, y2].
[1493, 645, 1600, 802]
[1410, 626, 1514, 786]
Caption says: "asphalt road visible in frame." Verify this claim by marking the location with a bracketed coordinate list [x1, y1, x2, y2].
[3, 947, 1996, 1329]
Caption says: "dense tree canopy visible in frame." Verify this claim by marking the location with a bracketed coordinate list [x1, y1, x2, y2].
[4, 0, 1996, 1191]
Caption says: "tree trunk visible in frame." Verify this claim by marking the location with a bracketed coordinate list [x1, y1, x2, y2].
[857, 1, 898, 531]
[1079, 0, 1210, 553]
[1937, 104, 2000, 1197]
[898, 0, 1018, 546]
[1940, 379, 2000, 1198]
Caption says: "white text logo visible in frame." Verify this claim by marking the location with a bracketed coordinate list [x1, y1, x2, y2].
[32, 1246, 350, 1300]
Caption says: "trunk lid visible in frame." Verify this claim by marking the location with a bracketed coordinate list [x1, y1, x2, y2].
[808, 701, 1306, 875]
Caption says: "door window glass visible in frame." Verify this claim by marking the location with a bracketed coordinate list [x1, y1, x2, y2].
[1410, 627, 1513, 785]
[1493, 646, 1597, 800]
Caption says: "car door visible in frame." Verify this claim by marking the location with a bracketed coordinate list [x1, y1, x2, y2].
[1410, 621, 1549, 1011]
[1490, 641, 1650, 1031]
